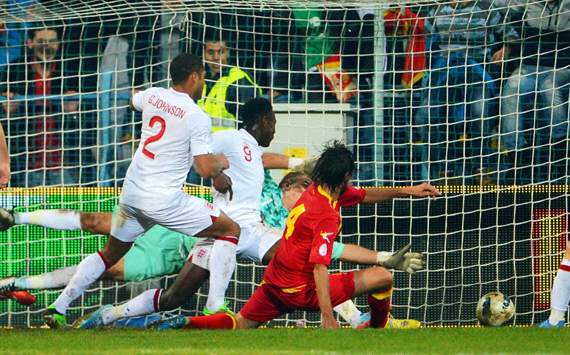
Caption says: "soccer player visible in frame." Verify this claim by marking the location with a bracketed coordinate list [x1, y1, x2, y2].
[43, 53, 240, 328]
[538, 243, 570, 328]
[144, 141, 441, 330]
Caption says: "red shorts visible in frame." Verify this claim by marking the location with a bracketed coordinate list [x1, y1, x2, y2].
[239, 272, 355, 323]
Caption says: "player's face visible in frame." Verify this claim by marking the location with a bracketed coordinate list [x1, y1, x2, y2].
[189, 70, 206, 101]
[258, 113, 276, 147]
[28, 30, 59, 62]
[203, 41, 229, 75]
[282, 186, 306, 211]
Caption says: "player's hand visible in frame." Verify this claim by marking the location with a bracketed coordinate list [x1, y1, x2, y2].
[213, 172, 233, 200]
[215, 154, 230, 170]
[403, 183, 441, 198]
[321, 314, 340, 329]
[377, 244, 425, 274]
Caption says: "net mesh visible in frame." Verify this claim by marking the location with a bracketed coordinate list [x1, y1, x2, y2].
[0, 0, 569, 327]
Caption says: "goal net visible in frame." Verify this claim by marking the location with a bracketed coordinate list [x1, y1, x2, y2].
[0, 0, 569, 327]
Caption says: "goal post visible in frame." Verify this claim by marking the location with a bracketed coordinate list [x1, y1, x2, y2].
[1, 0, 569, 327]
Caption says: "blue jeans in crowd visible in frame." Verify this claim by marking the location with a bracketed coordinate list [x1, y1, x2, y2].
[415, 54, 498, 181]
[500, 64, 570, 151]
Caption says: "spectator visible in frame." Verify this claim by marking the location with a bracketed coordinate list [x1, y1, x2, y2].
[271, 8, 362, 104]
[414, 0, 517, 183]
[198, 31, 262, 132]
[497, 0, 570, 182]
[0, 26, 79, 186]
[0, 0, 38, 69]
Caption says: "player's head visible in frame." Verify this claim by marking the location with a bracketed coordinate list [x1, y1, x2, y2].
[311, 141, 354, 194]
[240, 97, 276, 148]
[170, 53, 206, 101]
[203, 30, 230, 75]
[279, 172, 312, 211]
[28, 27, 60, 62]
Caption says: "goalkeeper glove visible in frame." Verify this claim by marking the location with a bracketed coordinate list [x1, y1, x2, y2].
[377, 243, 425, 274]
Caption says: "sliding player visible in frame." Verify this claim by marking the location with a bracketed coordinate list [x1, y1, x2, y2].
[151, 141, 440, 330]
[43, 53, 240, 328]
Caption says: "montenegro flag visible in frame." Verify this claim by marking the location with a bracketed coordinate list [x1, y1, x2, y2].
[384, 8, 426, 88]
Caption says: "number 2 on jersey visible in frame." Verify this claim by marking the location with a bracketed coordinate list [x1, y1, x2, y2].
[284, 204, 305, 239]
[142, 116, 166, 159]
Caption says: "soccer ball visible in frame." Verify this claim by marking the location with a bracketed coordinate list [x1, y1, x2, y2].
[476, 291, 515, 327]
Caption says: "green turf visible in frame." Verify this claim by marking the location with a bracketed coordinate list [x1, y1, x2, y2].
[0, 327, 568, 354]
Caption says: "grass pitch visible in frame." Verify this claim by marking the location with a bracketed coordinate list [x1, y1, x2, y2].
[0, 327, 567, 354]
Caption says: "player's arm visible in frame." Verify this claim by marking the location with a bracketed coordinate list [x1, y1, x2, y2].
[193, 154, 228, 179]
[130, 89, 145, 112]
[190, 111, 232, 193]
[313, 263, 338, 329]
[335, 242, 425, 274]
[362, 183, 441, 204]
[310, 217, 340, 328]
[261, 153, 304, 170]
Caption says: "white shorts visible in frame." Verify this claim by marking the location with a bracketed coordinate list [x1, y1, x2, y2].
[111, 190, 221, 243]
[189, 223, 282, 269]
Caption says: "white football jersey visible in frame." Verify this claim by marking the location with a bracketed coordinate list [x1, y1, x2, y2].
[211, 129, 264, 227]
[122, 87, 212, 208]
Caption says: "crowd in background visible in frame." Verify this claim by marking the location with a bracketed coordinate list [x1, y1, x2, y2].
[0, 0, 569, 186]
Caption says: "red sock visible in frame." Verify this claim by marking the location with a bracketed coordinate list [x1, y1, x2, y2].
[185, 313, 236, 330]
[368, 289, 392, 328]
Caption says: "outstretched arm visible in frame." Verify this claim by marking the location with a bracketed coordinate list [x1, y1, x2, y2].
[262, 152, 305, 170]
[335, 243, 425, 274]
[362, 183, 441, 204]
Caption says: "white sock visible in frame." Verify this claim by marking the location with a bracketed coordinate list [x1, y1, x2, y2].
[334, 300, 363, 328]
[549, 258, 570, 325]
[206, 237, 238, 312]
[15, 209, 82, 230]
[101, 289, 161, 325]
[52, 252, 107, 314]
[15, 266, 78, 289]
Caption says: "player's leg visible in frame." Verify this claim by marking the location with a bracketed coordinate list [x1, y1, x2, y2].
[104, 262, 209, 328]
[177, 283, 285, 330]
[0, 258, 125, 294]
[0, 207, 112, 234]
[538, 243, 570, 328]
[146, 192, 240, 313]
[121, 226, 196, 282]
[157, 193, 240, 313]
[352, 267, 393, 328]
[76, 239, 210, 329]
[45, 206, 143, 327]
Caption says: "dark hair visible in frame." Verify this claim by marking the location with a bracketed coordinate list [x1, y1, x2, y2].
[311, 141, 354, 190]
[279, 172, 312, 191]
[170, 53, 204, 85]
[203, 29, 231, 45]
[28, 26, 60, 41]
[239, 97, 273, 129]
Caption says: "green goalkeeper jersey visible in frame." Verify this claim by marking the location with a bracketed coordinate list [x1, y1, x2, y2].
[259, 170, 289, 229]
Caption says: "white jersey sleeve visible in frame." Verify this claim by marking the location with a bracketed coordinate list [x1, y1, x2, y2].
[188, 109, 213, 156]
[132, 91, 146, 112]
